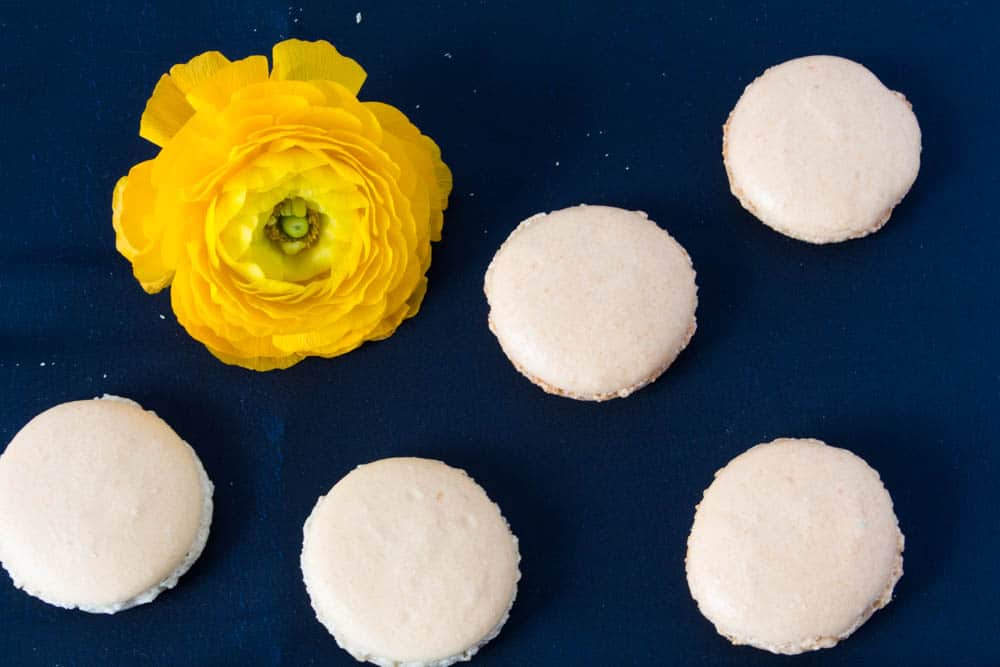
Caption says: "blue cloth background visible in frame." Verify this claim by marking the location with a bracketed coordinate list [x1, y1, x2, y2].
[0, 1, 997, 665]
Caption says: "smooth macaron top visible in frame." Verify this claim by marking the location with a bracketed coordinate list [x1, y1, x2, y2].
[0, 397, 210, 612]
[485, 204, 697, 400]
[686, 438, 904, 654]
[724, 55, 921, 243]
[301, 457, 520, 667]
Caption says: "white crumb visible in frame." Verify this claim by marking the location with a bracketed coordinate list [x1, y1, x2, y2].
[39, 362, 45, 367]
[159, 314, 166, 320]
[555, 161, 560, 166]
[444, 52, 453, 59]
[355, 11, 362, 24]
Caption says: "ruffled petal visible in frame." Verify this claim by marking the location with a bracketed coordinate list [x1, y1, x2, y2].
[112, 160, 173, 292]
[139, 74, 194, 148]
[365, 101, 452, 237]
[168, 51, 231, 93]
[365, 103, 452, 199]
[170, 262, 304, 371]
[271, 39, 366, 94]
[185, 56, 270, 112]
[137, 51, 233, 148]
[209, 348, 304, 371]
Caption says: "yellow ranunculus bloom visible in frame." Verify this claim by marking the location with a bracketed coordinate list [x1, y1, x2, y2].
[113, 40, 452, 370]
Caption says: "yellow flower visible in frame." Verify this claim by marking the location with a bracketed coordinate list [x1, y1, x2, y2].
[112, 40, 452, 370]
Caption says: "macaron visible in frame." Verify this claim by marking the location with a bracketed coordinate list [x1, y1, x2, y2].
[484, 204, 698, 401]
[723, 55, 921, 243]
[301, 457, 520, 667]
[0, 396, 213, 613]
[686, 437, 904, 654]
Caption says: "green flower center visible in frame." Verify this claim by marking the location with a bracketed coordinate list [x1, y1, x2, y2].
[265, 197, 322, 255]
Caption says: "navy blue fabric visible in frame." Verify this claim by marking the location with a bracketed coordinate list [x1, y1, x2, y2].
[0, 1, 997, 664]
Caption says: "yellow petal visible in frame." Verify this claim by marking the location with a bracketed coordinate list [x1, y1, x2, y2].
[309, 80, 382, 140]
[368, 292, 420, 341]
[232, 80, 327, 107]
[171, 265, 303, 371]
[186, 56, 270, 112]
[366, 101, 452, 236]
[138, 51, 233, 149]
[139, 74, 194, 148]
[168, 51, 231, 93]
[209, 348, 304, 371]
[271, 39, 366, 94]
[112, 160, 173, 292]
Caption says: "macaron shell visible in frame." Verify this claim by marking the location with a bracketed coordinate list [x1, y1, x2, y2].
[686, 438, 904, 654]
[485, 205, 698, 400]
[724, 55, 921, 243]
[0, 398, 208, 611]
[301, 457, 520, 666]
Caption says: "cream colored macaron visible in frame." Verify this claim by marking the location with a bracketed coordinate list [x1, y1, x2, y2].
[484, 204, 698, 401]
[301, 457, 520, 667]
[0, 396, 213, 613]
[723, 55, 921, 243]
[686, 438, 904, 654]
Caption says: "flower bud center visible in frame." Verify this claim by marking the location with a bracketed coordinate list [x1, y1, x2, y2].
[265, 197, 321, 255]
